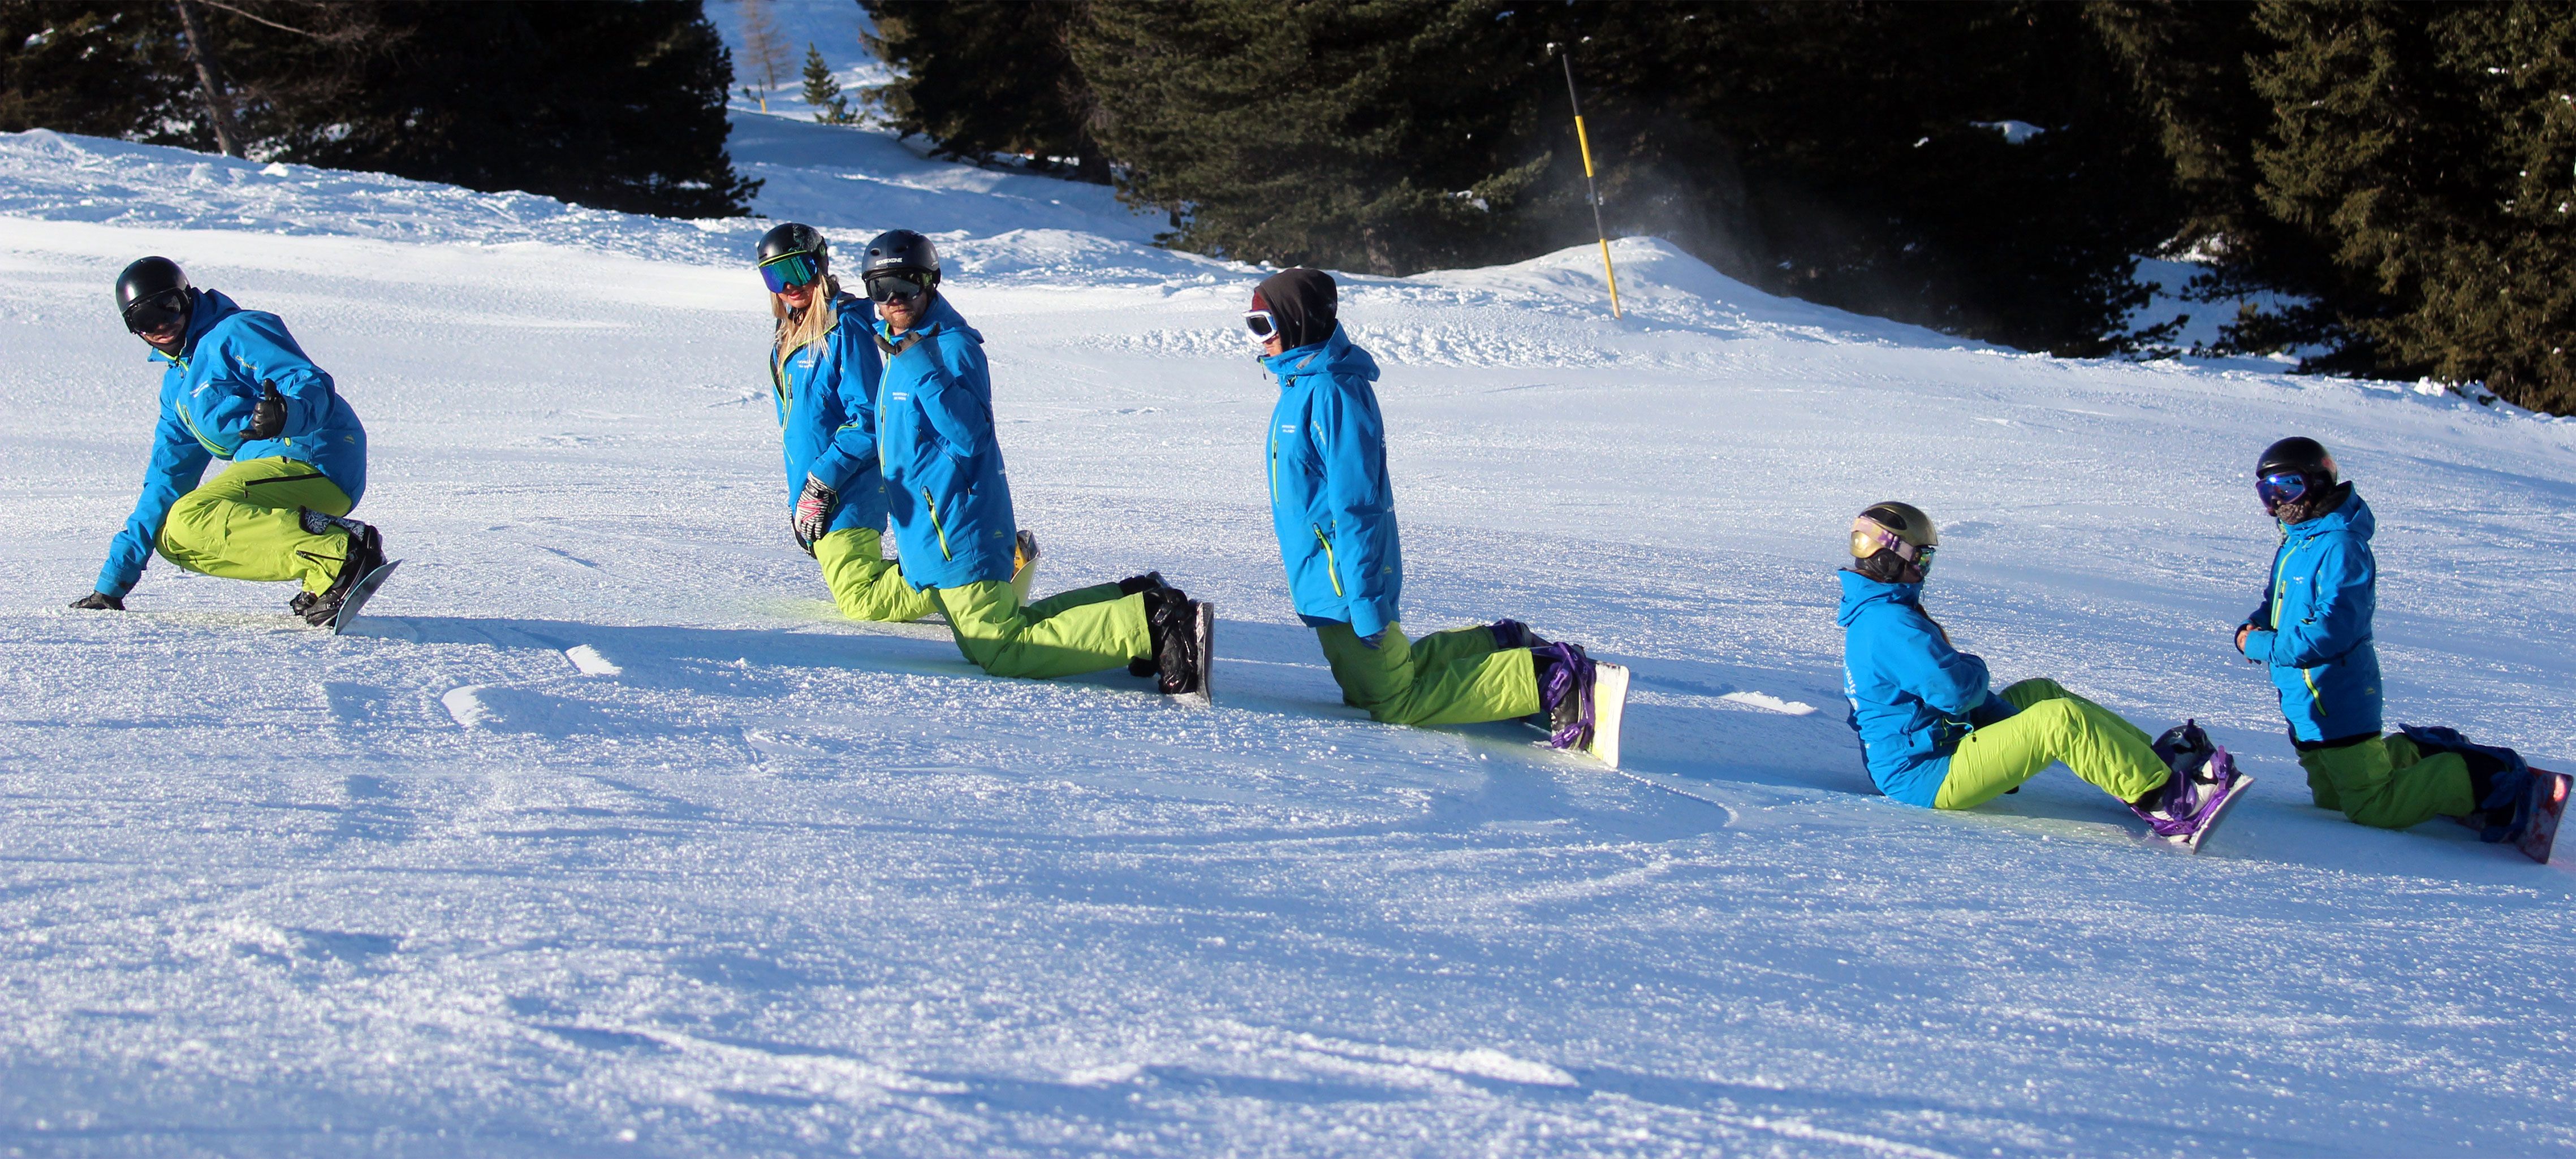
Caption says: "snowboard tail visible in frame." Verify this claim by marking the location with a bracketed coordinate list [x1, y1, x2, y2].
[328, 559, 402, 635]
[2520, 768, 2570, 865]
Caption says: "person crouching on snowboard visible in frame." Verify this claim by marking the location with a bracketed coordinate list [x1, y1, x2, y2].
[859, 229, 1207, 694]
[1839, 502, 2234, 840]
[70, 257, 382, 625]
[756, 222, 964, 623]
[1249, 268, 1615, 753]
[2232, 438, 2540, 841]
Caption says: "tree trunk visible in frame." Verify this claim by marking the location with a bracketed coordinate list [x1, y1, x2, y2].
[173, 0, 245, 158]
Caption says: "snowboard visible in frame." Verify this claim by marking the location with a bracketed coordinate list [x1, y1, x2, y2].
[1178, 600, 1215, 707]
[1521, 659, 1632, 768]
[1010, 530, 1040, 607]
[2518, 768, 2570, 865]
[328, 559, 402, 635]
[1585, 661, 1631, 768]
[2168, 761, 2253, 854]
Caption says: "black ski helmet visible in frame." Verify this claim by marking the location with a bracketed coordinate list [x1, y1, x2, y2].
[757, 222, 828, 275]
[859, 229, 940, 291]
[115, 256, 191, 334]
[2255, 436, 2336, 485]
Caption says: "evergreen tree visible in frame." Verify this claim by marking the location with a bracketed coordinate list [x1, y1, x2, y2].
[801, 42, 849, 123]
[1071, 0, 1556, 275]
[0, 3, 191, 138]
[862, 0, 1107, 181]
[0, 1, 761, 219]
[2251, 0, 2576, 411]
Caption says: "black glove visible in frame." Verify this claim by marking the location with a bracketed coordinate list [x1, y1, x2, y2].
[791, 475, 838, 555]
[70, 591, 124, 611]
[247, 381, 286, 440]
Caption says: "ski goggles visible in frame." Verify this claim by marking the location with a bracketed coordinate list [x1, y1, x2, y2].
[2256, 471, 2309, 512]
[758, 250, 824, 293]
[121, 288, 189, 335]
[865, 273, 930, 305]
[1850, 518, 1936, 574]
[1244, 309, 1279, 340]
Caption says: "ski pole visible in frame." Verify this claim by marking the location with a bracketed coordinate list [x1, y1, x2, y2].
[1561, 50, 1622, 319]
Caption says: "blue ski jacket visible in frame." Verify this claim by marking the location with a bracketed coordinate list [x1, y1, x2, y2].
[874, 293, 1016, 590]
[97, 288, 365, 598]
[1265, 325, 1401, 639]
[773, 289, 890, 538]
[2239, 488, 2382, 743]
[1839, 570, 2003, 806]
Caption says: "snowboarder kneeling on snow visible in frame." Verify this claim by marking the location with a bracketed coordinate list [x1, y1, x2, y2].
[859, 230, 1209, 695]
[756, 222, 1022, 623]
[2232, 438, 2540, 841]
[1839, 502, 2237, 842]
[1248, 268, 1620, 757]
[69, 257, 382, 625]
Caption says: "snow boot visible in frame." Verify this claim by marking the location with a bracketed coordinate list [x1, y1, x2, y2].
[1142, 585, 1209, 697]
[1489, 619, 1548, 650]
[2404, 724, 2534, 843]
[300, 517, 384, 626]
[1530, 641, 1596, 750]
[2154, 720, 2232, 799]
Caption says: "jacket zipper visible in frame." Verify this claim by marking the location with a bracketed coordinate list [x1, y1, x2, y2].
[924, 489, 954, 560]
[1311, 525, 1343, 596]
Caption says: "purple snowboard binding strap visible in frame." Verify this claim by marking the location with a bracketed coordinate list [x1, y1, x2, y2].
[1533, 642, 1594, 750]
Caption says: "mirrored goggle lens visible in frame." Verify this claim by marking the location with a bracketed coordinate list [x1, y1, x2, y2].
[759, 252, 823, 293]
[866, 274, 927, 304]
[2256, 472, 2308, 508]
[1244, 310, 1278, 338]
[1914, 544, 1937, 574]
[122, 289, 188, 334]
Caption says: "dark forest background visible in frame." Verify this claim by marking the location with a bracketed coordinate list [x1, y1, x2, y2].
[869, 0, 2576, 414]
[0, 1, 756, 217]
[3, 2, 2570, 413]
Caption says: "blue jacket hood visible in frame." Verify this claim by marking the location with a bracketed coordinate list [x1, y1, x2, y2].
[1836, 569, 1919, 628]
[1263, 324, 1380, 388]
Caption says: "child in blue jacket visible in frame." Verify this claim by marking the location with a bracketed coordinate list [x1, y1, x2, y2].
[70, 257, 382, 625]
[2234, 438, 2536, 836]
[1248, 268, 1611, 749]
[1840, 501, 2234, 839]
[857, 230, 1207, 695]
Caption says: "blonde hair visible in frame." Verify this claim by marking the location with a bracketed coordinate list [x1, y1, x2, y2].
[771, 274, 842, 378]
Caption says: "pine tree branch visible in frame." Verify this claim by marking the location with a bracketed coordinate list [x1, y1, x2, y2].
[189, 0, 325, 40]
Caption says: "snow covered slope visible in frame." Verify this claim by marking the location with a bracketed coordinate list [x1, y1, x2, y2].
[2, 120, 2574, 1157]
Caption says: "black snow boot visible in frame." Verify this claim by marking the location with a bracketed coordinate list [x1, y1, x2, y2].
[300, 518, 384, 626]
[1141, 585, 1206, 695]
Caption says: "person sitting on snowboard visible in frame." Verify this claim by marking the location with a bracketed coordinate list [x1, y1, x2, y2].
[858, 229, 1207, 695]
[1247, 268, 1617, 754]
[2231, 437, 2539, 840]
[753, 222, 1033, 622]
[1839, 501, 2233, 839]
[69, 257, 383, 625]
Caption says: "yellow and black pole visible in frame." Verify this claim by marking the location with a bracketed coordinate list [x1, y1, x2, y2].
[1561, 50, 1622, 318]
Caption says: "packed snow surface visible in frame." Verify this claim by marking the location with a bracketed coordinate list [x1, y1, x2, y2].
[3, 116, 2575, 1157]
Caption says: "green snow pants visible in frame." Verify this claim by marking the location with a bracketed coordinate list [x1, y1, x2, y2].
[154, 457, 356, 595]
[2295, 733, 2475, 829]
[1316, 621, 1542, 726]
[814, 528, 938, 622]
[1934, 678, 2173, 810]
[932, 578, 1152, 681]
